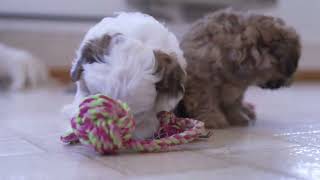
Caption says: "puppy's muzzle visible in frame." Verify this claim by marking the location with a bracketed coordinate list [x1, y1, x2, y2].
[259, 79, 286, 89]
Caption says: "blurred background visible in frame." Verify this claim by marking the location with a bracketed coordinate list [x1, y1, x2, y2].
[0, 0, 319, 82]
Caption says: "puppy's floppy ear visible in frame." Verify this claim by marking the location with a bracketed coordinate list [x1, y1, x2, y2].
[154, 50, 186, 100]
[228, 16, 280, 72]
[254, 17, 301, 76]
[71, 34, 112, 82]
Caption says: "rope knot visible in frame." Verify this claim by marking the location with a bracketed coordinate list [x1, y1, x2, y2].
[61, 94, 208, 154]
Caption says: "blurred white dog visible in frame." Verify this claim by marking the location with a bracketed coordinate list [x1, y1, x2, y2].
[63, 12, 187, 139]
[0, 43, 48, 90]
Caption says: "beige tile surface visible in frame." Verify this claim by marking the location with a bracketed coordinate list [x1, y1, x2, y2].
[197, 129, 299, 155]
[275, 131, 320, 148]
[93, 151, 235, 176]
[214, 146, 320, 180]
[0, 152, 123, 180]
[0, 83, 319, 180]
[0, 139, 44, 157]
[0, 127, 18, 141]
[128, 167, 298, 180]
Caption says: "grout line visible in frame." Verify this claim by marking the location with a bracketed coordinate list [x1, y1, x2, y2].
[16, 135, 48, 153]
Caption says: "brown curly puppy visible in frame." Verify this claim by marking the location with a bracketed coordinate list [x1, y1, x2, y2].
[177, 10, 301, 128]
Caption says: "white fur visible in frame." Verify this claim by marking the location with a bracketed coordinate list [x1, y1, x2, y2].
[63, 12, 186, 139]
[0, 43, 48, 91]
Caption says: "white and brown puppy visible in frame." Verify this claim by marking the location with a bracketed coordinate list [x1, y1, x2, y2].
[63, 12, 186, 139]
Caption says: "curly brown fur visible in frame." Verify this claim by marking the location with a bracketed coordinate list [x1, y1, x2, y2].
[178, 9, 301, 128]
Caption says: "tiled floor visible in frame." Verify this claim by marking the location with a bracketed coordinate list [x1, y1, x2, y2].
[0, 83, 319, 180]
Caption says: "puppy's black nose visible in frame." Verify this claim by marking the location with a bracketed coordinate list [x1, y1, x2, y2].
[260, 79, 285, 89]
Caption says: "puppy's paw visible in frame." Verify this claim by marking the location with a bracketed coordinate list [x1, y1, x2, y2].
[226, 108, 255, 126]
[242, 102, 256, 120]
[197, 113, 229, 129]
[205, 119, 230, 129]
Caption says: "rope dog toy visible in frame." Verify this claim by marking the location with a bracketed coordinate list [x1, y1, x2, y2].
[61, 94, 208, 154]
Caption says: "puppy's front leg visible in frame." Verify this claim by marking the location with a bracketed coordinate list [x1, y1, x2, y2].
[184, 97, 229, 128]
[196, 106, 229, 129]
[183, 84, 229, 129]
[220, 84, 256, 126]
[242, 102, 256, 120]
[224, 103, 256, 126]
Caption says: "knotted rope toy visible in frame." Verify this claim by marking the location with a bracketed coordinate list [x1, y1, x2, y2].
[61, 94, 209, 154]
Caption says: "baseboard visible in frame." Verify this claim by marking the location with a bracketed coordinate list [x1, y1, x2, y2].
[49, 67, 320, 83]
[49, 68, 71, 84]
[294, 71, 320, 82]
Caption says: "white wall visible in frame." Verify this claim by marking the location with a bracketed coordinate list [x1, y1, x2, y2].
[253, 0, 320, 70]
[254, 0, 320, 44]
[0, 0, 319, 70]
[0, 0, 127, 16]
